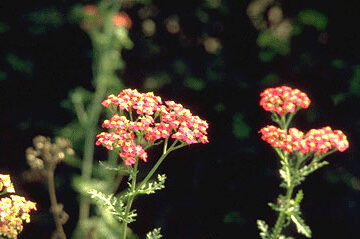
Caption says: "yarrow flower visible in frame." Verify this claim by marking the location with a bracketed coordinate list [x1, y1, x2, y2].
[81, 5, 132, 30]
[259, 125, 349, 154]
[96, 89, 209, 165]
[260, 86, 311, 115]
[0, 175, 36, 239]
[259, 86, 349, 155]
[257, 85, 350, 239]
[112, 12, 132, 29]
[0, 175, 15, 194]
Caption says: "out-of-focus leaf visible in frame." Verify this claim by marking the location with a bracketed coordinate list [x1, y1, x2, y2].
[0, 21, 9, 33]
[184, 77, 206, 91]
[28, 8, 64, 26]
[72, 176, 109, 195]
[260, 73, 279, 86]
[214, 103, 225, 112]
[257, 31, 290, 55]
[259, 50, 276, 62]
[332, 59, 346, 69]
[331, 93, 348, 105]
[0, 71, 6, 81]
[144, 73, 171, 90]
[298, 10, 327, 31]
[196, 9, 209, 23]
[6, 54, 33, 75]
[205, 0, 222, 9]
[350, 65, 360, 96]
[224, 211, 246, 224]
[28, 8, 64, 34]
[172, 60, 188, 75]
[232, 113, 251, 139]
[56, 121, 85, 149]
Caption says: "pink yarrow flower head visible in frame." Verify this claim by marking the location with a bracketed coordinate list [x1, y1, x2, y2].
[260, 86, 311, 115]
[97, 89, 209, 165]
[259, 125, 349, 154]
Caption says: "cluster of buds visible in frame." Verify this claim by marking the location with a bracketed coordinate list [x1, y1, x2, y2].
[259, 86, 349, 155]
[81, 4, 132, 30]
[96, 89, 209, 165]
[0, 174, 36, 239]
[260, 85, 311, 115]
[260, 125, 349, 154]
[26, 136, 74, 173]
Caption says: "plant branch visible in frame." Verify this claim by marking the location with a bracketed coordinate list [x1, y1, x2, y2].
[122, 160, 139, 239]
[47, 165, 67, 239]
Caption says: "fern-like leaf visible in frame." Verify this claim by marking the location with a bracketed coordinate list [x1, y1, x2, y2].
[299, 161, 329, 178]
[146, 228, 163, 239]
[138, 174, 166, 195]
[290, 213, 312, 238]
[257, 220, 270, 239]
[88, 189, 137, 223]
[98, 161, 130, 173]
[294, 190, 304, 204]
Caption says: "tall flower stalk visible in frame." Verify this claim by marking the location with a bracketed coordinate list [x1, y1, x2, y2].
[257, 86, 349, 239]
[69, 2, 133, 228]
[91, 89, 209, 239]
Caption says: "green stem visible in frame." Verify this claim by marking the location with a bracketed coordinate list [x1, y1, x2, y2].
[137, 140, 184, 192]
[78, 43, 111, 222]
[270, 183, 295, 239]
[284, 112, 296, 130]
[120, 140, 186, 239]
[122, 160, 139, 239]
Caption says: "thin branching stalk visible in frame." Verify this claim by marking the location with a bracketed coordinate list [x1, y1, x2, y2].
[120, 140, 186, 239]
[122, 160, 139, 239]
[47, 165, 67, 239]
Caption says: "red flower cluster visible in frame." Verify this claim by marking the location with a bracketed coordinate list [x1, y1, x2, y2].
[260, 86, 311, 115]
[259, 125, 349, 154]
[102, 89, 162, 115]
[96, 89, 209, 165]
[81, 5, 132, 30]
[112, 12, 133, 29]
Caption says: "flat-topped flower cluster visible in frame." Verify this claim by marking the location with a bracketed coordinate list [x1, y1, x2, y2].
[96, 89, 209, 165]
[0, 174, 36, 239]
[260, 85, 311, 115]
[259, 86, 349, 155]
[260, 125, 349, 154]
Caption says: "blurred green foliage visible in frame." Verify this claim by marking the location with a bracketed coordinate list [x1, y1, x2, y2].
[184, 77, 206, 91]
[144, 73, 171, 90]
[0, 72, 6, 81]
[0, 21, 9, 33]
[257, 31, 290, 56]
[297, 9, 328, 31]
[6, 54, 33, 75]
[223, 211, 246, 225]
[332, 59, 346, 69]
[232, 113, 251, 140]
[350, 65, 360, 97]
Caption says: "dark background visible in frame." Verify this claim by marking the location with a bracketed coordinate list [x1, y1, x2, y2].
[1, 0, 360, 238]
